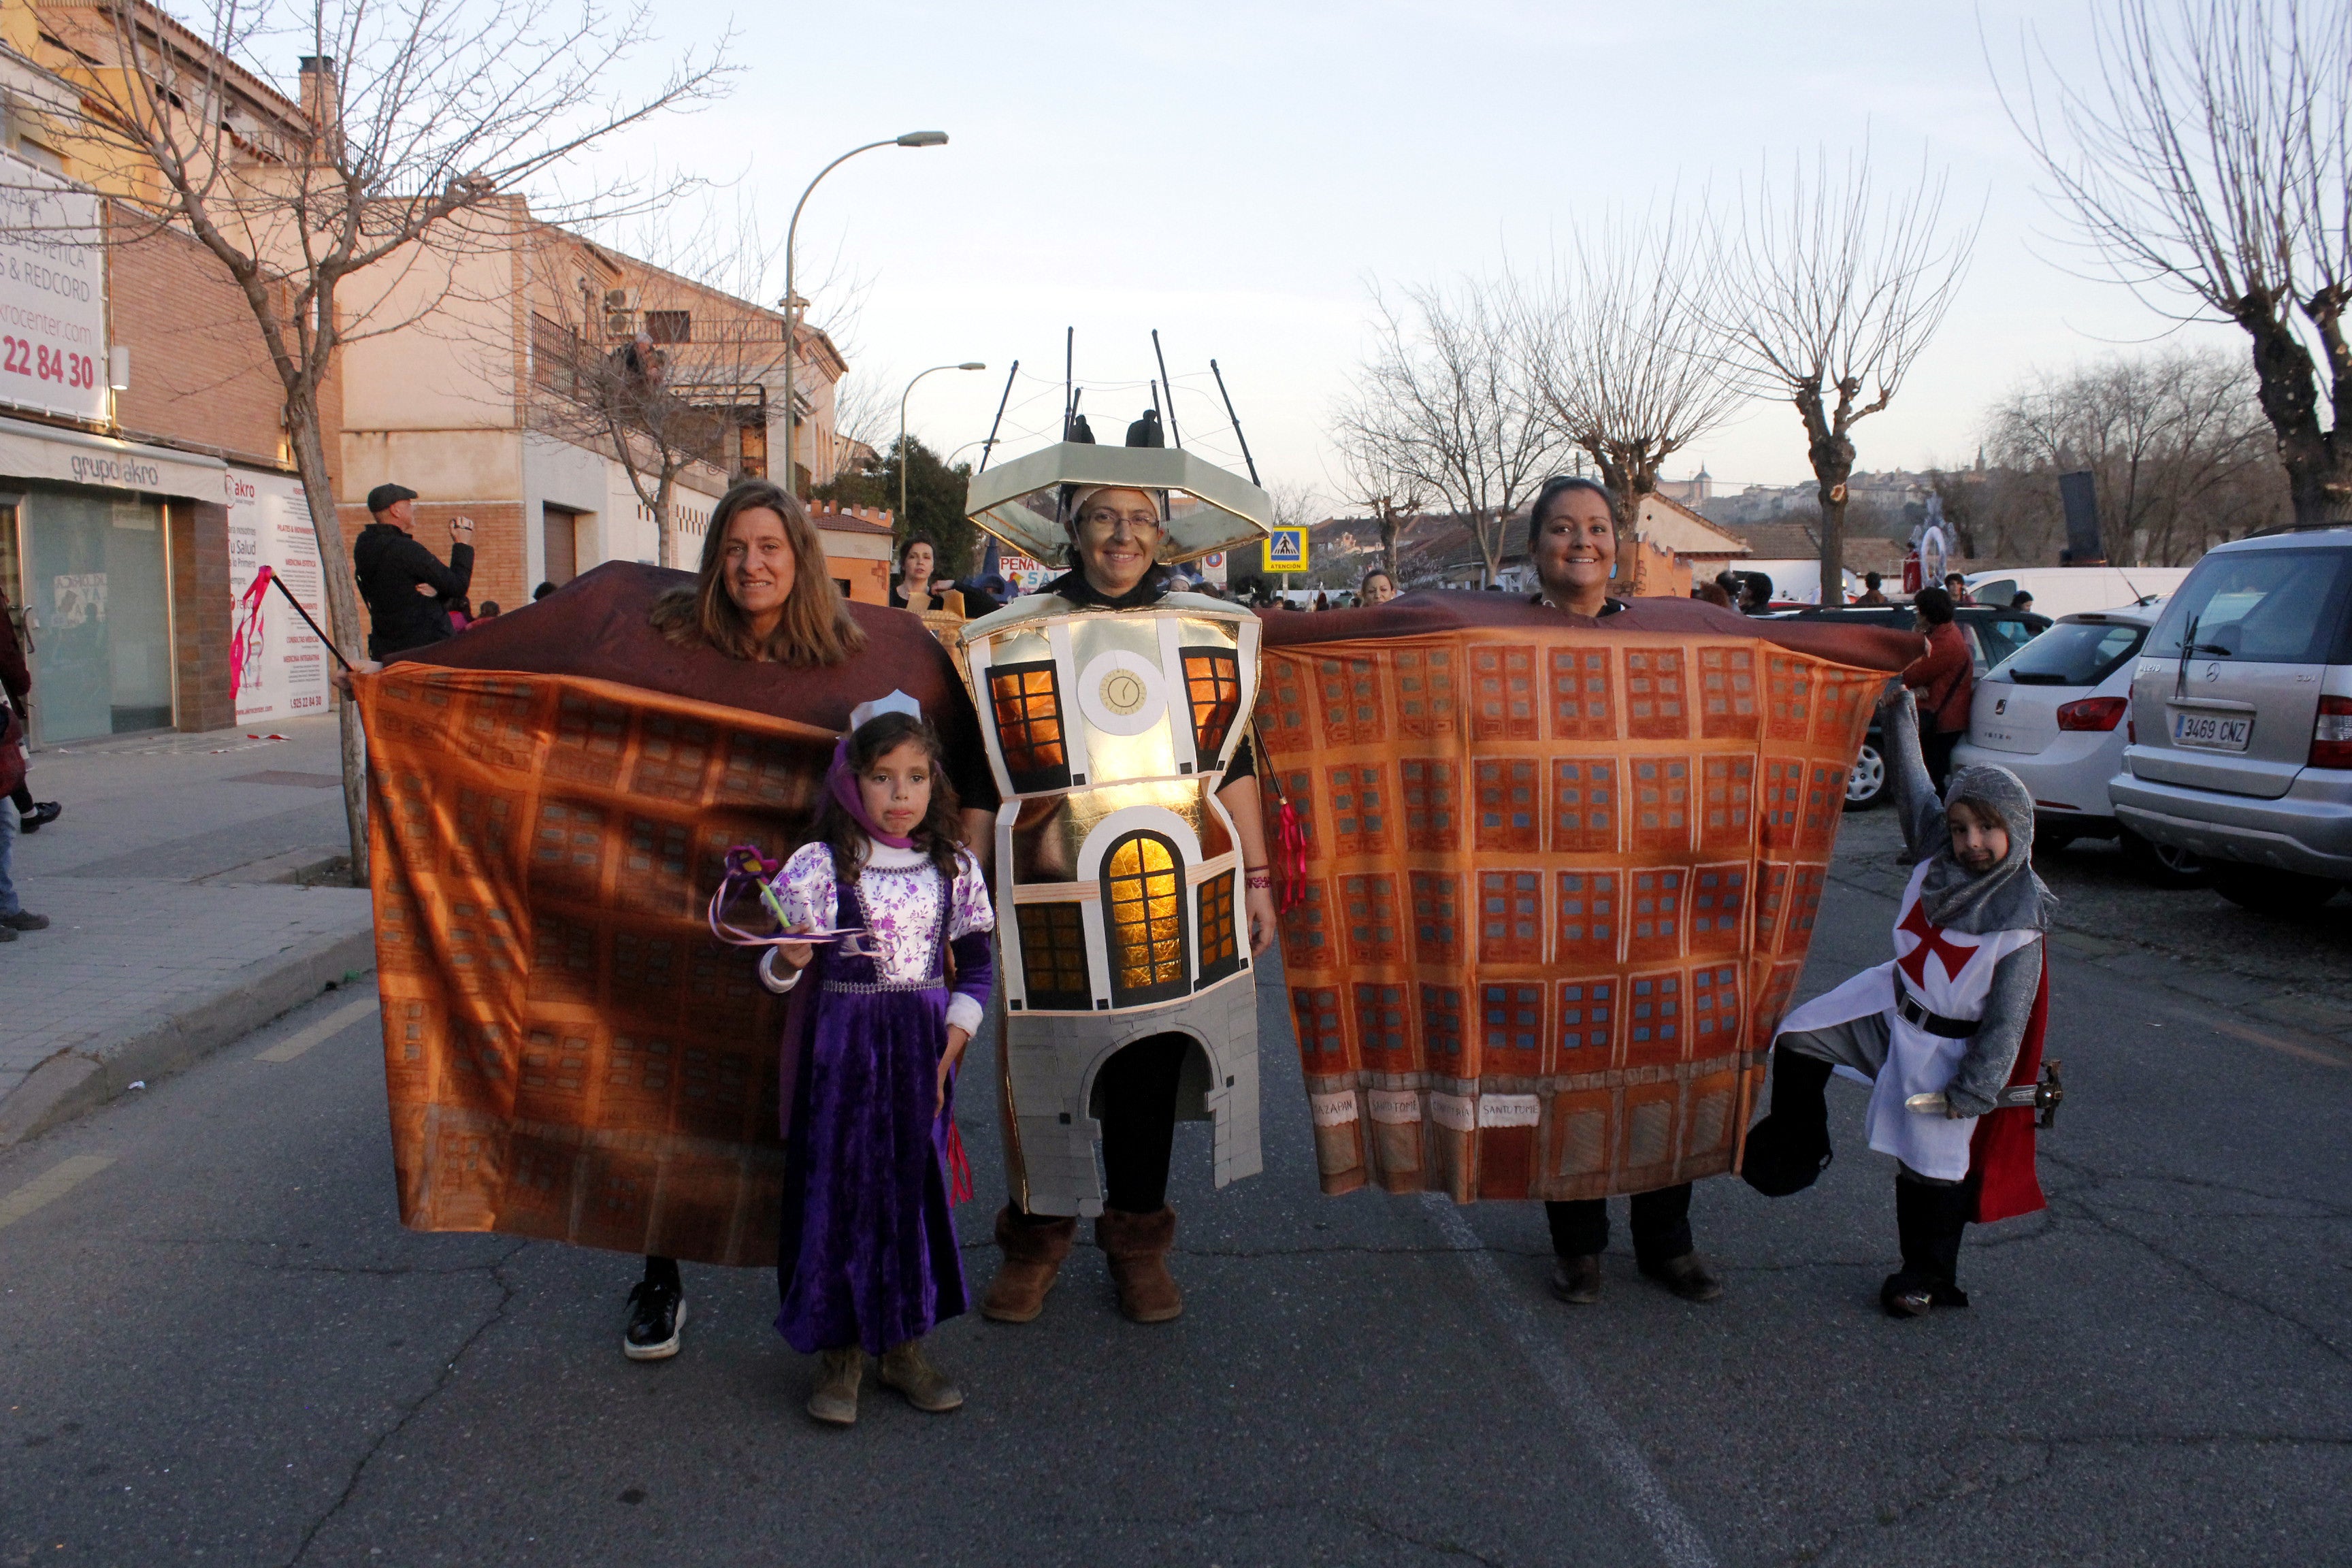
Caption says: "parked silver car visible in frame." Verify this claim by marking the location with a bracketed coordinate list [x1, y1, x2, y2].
[2108, 527, 2352, 913]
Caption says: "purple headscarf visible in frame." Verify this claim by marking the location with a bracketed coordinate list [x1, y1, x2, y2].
[826, 734, 916, 850]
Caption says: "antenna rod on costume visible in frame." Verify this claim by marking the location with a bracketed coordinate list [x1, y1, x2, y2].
[1062, 327, 1074, 439]
[1150, 329, 1181, 447]
[1150, 378, 1163, 429]
[265, 569, 353, 670]
[1210, 358, 1259, 485]
[978, 359, 1017, 474]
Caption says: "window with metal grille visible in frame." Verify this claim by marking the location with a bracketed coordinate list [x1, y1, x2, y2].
[530, 312, 582, 398]
[1181, 647, 1241, 763]
[1196, 870, 1241, 986]
[1015, 902, 1091, 1010]
[644, 310, 691, 344]
[1102, 831, 1189, 1004]
[987, 661, 1071, 791]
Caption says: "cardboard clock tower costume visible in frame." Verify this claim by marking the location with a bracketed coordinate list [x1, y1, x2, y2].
[959, 443, 1273, 1217]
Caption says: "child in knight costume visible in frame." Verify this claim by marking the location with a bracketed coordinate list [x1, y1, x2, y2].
[1742, 684, 2057, 1317]
[955, 417, 1278, 1324]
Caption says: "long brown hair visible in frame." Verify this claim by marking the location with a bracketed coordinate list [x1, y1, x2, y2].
[650, 478, 866, 665]
[812, 712, 966, 886]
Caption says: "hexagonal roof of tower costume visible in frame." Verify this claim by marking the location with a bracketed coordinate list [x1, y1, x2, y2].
[964, 442, 1272, 565]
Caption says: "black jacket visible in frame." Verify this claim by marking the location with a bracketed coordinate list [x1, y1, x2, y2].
[353, 521, 473, 658]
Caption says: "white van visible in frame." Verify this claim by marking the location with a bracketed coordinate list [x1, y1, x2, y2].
[1963, 566, 2189, 619]
[1737, 559, 1861, 606]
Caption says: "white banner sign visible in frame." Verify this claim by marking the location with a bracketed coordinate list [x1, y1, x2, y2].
[0, 155, 105, 423]
[226, 468, 331, 723]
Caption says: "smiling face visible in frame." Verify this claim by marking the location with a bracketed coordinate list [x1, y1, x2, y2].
[1532, 487, 1618, 615]
[1069, 487, 1165, 598]
[860, 738, 934, 838]
[1946, 799, 2011, 875]
[721, 506, 796, 634]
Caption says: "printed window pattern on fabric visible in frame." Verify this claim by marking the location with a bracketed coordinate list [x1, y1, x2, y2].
[1409, 871, 1461, 966]
[1421, 985, 1467, 1067]
[1698, 644, 1759, 738]
[1402, 759, 1458, 853]
[989, 661, 1071, 790]
[1550, 647, 1615, 740]
[1551, 758, 1617, 853]
[1475, 758, 1540, 852]
[1630, 757, 1690, 853]
[1292, 987, 1345, 1066]
[1481, 983, 1544, 1068]
[1318, 656, 1387, 747]
[1556, 980, 1614, 1052]
[1181, 648, 1243, 764]
[1688, 864, 1748, 955]
[1394, 648, 1457, 739]
[1623, 649, 1688, 740]
[1627, 972, 1682, 1057]
[1478, 870, 1542, 964]
[1342, 874, 1404, 966]
[1471, 644, 1539, 740]
[1197, 873, 1241, 985]
[1353, 982, 1411, 1069]
[1691, 964, 1741, 1047]
[1278, 879, 1333, 970]
[1556, 871, 1619, 967]
[1328, 764, 1390, 858]
[1105, 832, 1189, 1004]
[1627, 868, 1684, 963]
[1699, 755, 1754, 851]
[1016, 901, 1091, 1009]
[1766, 654, 1814, 740]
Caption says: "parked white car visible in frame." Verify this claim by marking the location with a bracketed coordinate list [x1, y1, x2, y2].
[1962, 566, 2190, 619]
[1953, 602, 2203, 883]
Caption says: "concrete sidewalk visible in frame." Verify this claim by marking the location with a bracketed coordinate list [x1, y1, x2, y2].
[0, 716, 375, 1143]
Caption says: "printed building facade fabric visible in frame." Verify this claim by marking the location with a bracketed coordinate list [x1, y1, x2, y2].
[1255, 611, 1889, 1203]
[359, 666, 835, 1267]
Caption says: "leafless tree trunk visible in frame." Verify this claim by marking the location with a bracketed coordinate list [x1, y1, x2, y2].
[1522, 210, 1746, 587]
[1705, 146, 1976, 604]
[1328, 429, 1430, 583]
[1332, 279, 1565, 584]
[2000, 0, 2350, 523]
[12, 0, 725, 877]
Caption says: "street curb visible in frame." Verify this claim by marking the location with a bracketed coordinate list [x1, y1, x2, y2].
[0, 926, 379, 1147]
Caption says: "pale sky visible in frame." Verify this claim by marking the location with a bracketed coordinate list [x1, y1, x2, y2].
[591, 0, 2243, 508]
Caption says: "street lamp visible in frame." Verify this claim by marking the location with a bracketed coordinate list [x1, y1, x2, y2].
[779, 130, 949, 490]
[899, 362, 987, 528]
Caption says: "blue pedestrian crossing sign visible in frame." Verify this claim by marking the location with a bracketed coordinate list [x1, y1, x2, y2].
[1264, 525, 1308, 574]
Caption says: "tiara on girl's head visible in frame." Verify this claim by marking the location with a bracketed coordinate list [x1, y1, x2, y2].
[848, 690, 923, 730]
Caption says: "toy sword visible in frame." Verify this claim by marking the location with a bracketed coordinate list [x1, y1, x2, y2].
[1906, 1060, 2065, 1128]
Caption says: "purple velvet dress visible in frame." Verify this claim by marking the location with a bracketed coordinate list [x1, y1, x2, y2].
[766, 843, 994, 1355]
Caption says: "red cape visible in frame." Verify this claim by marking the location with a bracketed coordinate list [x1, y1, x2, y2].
[1970, 953, 2049, 1223]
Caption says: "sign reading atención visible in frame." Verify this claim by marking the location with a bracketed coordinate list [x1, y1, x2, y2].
[0, 154, 105, 424]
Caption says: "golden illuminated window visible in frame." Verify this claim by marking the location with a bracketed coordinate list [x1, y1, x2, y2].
[988, 661, 1071, 791]
[1103, 831, 1189, 1003]
[1197, 871, 1241, 984]
[1015, 901, 1090, 1009]
[1182, 649, 1242, 763]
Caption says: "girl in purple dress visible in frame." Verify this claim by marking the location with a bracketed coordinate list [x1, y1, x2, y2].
[763, 701, 994, 1425]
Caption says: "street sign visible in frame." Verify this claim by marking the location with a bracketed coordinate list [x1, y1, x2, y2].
[1264, 525, 1307, 574]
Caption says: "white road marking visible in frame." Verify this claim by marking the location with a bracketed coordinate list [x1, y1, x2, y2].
[254, 996, 380, 1063]
[1421, 1193, 1718, 1568]
[0, 1154, 116, 1230]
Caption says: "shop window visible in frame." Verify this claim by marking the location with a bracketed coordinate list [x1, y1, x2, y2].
[1015, 902, 1090, 1010]
[1196, 870, 1241, 986]
[988, 659, 1071, 791]
[1102, 830, 1189, 1004]
[1181, 647, 1241, 762]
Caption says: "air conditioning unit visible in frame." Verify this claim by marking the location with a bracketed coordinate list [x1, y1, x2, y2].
[606, 311, 636, 337]
[603, 287, 639, 312]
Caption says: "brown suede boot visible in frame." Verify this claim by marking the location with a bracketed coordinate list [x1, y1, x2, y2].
[1096, 1206, 1183, 1324]
[980, 1205, 1077, 1324]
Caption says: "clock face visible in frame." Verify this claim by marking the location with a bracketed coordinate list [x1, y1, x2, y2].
[1077, 649, 1168, 738]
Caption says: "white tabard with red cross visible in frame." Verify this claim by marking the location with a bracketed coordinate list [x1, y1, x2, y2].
[1778, 860, 2040, 1180]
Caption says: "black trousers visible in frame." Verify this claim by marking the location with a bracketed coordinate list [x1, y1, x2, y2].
[1922, 727, 1962, 794]
[1545, 1183, 1694, 1264]
[1013, 1031, 1189, 1220]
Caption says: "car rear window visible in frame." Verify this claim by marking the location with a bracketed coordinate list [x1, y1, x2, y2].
[1991, 621, 2146, 685]
[1968, 616, 2045, 670]
[2147, 548, 2352, 666]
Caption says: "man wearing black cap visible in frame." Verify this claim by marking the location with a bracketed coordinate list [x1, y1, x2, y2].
[353, 483, 474, 659]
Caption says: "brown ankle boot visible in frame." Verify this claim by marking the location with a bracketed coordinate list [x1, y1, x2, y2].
[1096, 1206, 1183, 1324]
[980, 1205, 1077, 1323]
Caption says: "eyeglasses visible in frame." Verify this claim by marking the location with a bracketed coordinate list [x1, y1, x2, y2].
[1076, 507, 1164, 536]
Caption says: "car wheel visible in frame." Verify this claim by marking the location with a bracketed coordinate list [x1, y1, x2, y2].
[2119, 828, 2211, 889]
[2210, 864, 2341, 915]
[1844, 743, 1886, 811]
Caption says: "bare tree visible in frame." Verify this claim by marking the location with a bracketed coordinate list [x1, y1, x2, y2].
[1981, 346, 2288, 562]
[2002, 0, 2350, 523]
[1705, 146, 1976, 602]
[1332, 279, 1565, 583]
[1328, 424, 1430, 583]
[1522, 210, 1746, 578]
[14, 0, 724, 877]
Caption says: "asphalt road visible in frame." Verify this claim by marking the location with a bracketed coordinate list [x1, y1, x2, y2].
[4, 837, 2349, 1567]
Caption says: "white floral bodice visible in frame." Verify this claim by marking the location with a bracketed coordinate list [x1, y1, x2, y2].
[770, 840, 994, 985]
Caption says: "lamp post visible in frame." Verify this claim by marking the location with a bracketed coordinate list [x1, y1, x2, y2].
[779, 130, 948, 493]
[898, 362, 986, 530]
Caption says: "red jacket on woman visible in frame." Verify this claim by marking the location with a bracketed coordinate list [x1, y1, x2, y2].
[1902, 621, 1972, 734]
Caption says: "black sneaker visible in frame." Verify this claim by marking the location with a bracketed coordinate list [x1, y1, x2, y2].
[18, 802, 60, 833]
[0, 911, 48, 932]
[623, 1280, 687, 1360]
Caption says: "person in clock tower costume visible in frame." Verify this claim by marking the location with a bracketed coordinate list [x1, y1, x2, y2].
[1740, 683, 2057, 1317]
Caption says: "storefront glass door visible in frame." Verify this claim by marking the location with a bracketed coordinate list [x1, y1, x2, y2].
[24, 485, 172, 741]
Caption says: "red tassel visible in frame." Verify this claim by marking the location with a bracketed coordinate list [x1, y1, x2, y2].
[944, 1122, 975, 1205]
[1276, 797, 1309, 913]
